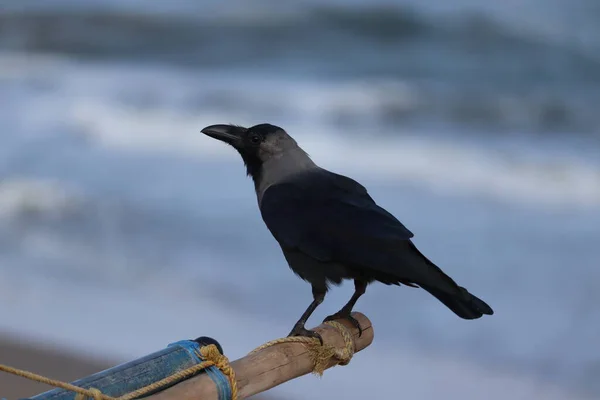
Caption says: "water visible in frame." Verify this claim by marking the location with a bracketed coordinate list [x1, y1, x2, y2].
[1, 1, 599, 399]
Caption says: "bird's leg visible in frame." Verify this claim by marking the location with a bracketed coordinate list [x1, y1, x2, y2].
[288, 286, 326, 345]
[323, 280, 367, 336]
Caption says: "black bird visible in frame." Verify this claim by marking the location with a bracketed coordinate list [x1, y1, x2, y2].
[201, 123, 493, 343]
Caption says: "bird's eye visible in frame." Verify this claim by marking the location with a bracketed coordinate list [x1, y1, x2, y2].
[249, 134, 262, 144]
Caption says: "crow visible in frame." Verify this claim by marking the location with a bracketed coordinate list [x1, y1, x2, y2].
[201, 123, 493, 343]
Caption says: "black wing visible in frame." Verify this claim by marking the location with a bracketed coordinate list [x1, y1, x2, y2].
[259, 169, 415, 275]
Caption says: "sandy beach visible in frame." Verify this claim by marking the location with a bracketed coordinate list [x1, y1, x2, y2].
[0, 333, 112, 399]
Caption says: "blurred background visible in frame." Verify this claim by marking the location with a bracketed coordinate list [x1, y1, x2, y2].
[1, 0, 599, 399]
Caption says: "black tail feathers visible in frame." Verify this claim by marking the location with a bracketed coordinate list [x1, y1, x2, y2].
[421, 284, 494, 320]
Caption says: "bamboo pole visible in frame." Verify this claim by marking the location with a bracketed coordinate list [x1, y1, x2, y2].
[147, 312, 374, 400]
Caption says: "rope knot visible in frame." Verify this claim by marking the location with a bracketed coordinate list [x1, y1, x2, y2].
[306, 321, 355, 375]
[323, 320, 355, 366]
[199, 344, 238, 400]
[248, 319, 356, 376]
[199, 344, 221, 363]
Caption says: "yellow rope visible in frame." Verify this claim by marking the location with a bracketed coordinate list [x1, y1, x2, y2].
[0, 321, 354, 399]
[248, 320, 355, 376]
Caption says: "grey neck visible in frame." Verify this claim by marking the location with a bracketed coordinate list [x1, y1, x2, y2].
[255, 147, 317, 204]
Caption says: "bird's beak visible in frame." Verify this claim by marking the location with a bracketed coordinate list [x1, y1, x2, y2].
[200, 124, 245, 145]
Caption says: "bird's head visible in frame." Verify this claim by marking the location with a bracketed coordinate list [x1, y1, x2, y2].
[201, 123, 300, 177]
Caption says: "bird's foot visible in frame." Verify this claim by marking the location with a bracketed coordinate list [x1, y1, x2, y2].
[288, 324, 324, 346]
[323, 311, 363, 337]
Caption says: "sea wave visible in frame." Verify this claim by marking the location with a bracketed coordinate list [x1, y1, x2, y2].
[2, 18, 598, 137]
[1, 5, 599, 69]
[72, 98, 600, 208]
[1, 53, 599, 208]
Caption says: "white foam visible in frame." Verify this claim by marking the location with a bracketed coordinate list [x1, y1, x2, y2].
[67, 98, 600, 208]
[69, 100, 237, 160]
[301, 132, 600, 208]
[0, 179, 85, 220]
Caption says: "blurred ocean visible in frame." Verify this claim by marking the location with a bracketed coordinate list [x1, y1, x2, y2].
[1, 1, 599, 399]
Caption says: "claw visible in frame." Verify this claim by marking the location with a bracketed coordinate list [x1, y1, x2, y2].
[323, 313, 363, 337]
[288, 325, 324, 345]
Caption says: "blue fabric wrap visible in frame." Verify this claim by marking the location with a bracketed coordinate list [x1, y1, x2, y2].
[25, 337, 228, 400]
[167, 340, 232, 400]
